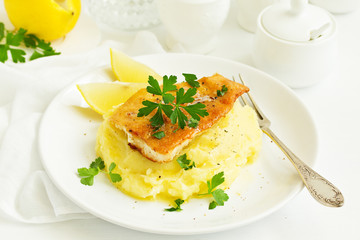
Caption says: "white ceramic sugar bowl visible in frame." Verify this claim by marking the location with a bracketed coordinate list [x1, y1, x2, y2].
[253, 0, 338, 88]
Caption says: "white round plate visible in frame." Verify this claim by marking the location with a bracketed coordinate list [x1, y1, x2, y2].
[39, 54, 318, 235]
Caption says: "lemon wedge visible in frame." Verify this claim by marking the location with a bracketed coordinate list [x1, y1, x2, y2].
[4, 0, 81, 41]
[77, 82, 147, 115]
[110, 48, 162, 83]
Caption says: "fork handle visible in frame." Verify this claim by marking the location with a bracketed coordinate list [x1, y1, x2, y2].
[262, 127, 344, 207]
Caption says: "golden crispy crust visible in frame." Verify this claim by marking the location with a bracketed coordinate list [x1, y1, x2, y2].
[109, 74, 249, 162]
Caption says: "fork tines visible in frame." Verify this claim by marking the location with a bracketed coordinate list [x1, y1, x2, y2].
[233, 74, 264, 120]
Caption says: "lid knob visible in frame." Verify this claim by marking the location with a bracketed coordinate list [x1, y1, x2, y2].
[290, 0, 308, 15]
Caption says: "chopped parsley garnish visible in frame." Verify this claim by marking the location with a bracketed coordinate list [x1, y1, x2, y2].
[137, 74, 209, 132]
[165, 199, 184, 212]
[152, 131, 165, 139]
[176, 154, 196, 170]
[183, 73, 200, 88]
[199, 171, 229, 209]
[188, 117, 199, 128]
[0, 22, 60, 63]
[217, 85, 228, 97]
[77, 157, 121, 186]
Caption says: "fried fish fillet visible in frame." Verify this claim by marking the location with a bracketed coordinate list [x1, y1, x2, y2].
[109, 74, 249, 163]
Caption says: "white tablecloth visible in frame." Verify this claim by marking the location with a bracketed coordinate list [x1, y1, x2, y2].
[1, 0, 359, 239]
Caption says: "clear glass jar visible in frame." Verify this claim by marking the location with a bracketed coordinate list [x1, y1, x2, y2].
[86, 0, 160, 31]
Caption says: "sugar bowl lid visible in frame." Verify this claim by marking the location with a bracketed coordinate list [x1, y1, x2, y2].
[261, 0, 335, 42]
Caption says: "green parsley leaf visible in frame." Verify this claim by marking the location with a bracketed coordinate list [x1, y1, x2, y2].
[147, 76, 163, 95]
[31, 34, 60, 59]
[0, 22, 5, 41]
[188, 118, 199, 128]
[170, 87, 208, 129]
[36, 38, 54, 52]
[80, 176, 94, 186]
[29, 49, 60, 61]
[109, 172, 122, 183]
[209, 201, 218, 210]
[162, 75, 177, 93]
[77, 167, 98, 177]
[29, 51, 43, 61]
[137, 100, 159, 117]
[208, 171, 225, 193]
[176, 87, 196, 105]
[0, 28, 28, 63]
[23, 34, 37, 48]
[108, 162, 116, 172]
[108, 162, 122, 183]
[170, 107, 188, 129]
[182, 103, 209, 121]
[6, 29, 26, 47]
[9, 48, 26, 63]
[217, 85, 228, 97]
[212, 189, 229, 206]
[165, 199, 184, 212]
[199, 171, 229, 209]
[162, 93, 175, 104]
[77, 167, 99, 186]
[161, 103, 174, 118]
[146, 75, 176, 104]
[0, 45, 8, 63]
[183, 73, 200, 88]
[90, 157, 105, 170]
[152, 131, 165, 139]
[176, 154, 196, 170]
[138, 101, 172, 128]
[149, 104, 173, 128]
[150, 107, 165, 128]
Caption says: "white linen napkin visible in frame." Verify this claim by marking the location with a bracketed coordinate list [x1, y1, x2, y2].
[0, 32, 165, 223]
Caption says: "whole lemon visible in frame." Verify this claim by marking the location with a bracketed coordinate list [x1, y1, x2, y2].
[4, 0, 81, 41]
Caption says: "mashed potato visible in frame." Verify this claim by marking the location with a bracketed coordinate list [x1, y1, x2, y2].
[96, 102, 262, 201]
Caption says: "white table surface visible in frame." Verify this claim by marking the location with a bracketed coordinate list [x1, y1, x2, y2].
[1, 1, 360, 239]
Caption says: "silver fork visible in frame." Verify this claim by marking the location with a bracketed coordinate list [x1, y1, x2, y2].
[235, 74, 344, 207]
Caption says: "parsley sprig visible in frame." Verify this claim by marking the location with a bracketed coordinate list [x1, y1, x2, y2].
[137, 76, 175, 128]
[165, 199, 184, 212]
[183, 73, 200, 88]
[200, 172, 229, 209]
[177, 154, 196, 170]
[0, 22, 60, 63]
[217, 85, 228, 97]
[188, 118, 199, 128]
[77, 157, 122, 186]
[137, 74, 209, 131]
[152, 131, 165, 139]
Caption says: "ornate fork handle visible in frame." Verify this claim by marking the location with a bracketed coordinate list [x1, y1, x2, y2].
[263, 127, 344, 207]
